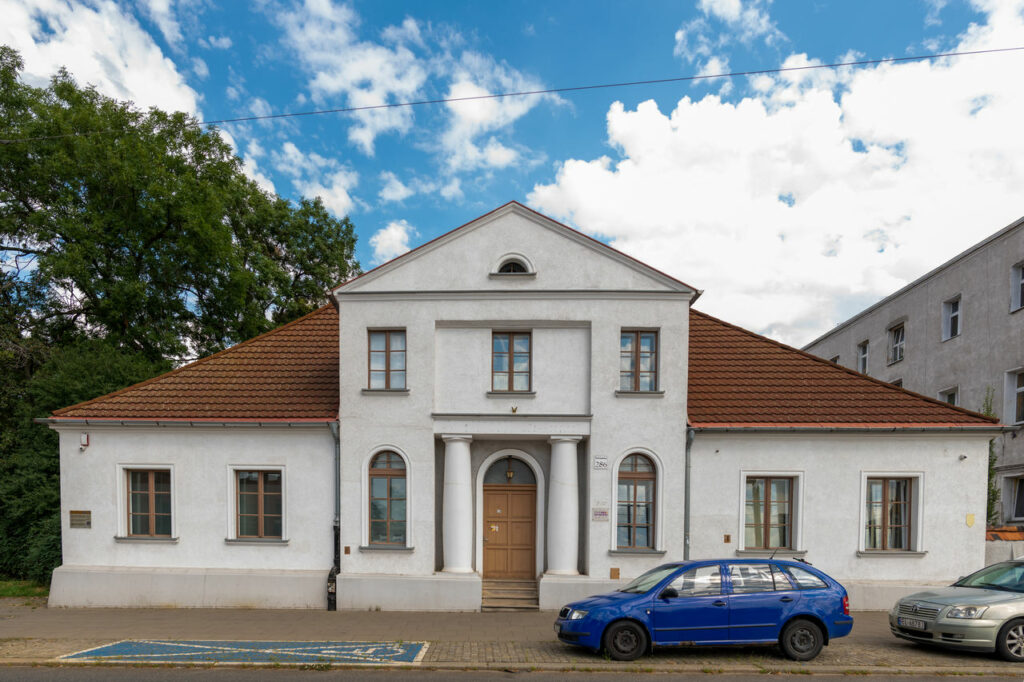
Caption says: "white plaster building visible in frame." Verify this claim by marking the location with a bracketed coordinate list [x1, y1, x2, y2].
[46, 202, 1000, 611]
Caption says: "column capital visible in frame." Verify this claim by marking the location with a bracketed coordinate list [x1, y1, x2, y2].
[440, 433, 473, 444]
[548, 435, 583, 445]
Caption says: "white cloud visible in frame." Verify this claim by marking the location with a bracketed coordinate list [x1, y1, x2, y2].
[440, 177, 462, 200]
[0, 0, 200, 115]
[199, 34, 232, 49]
[248, 96, 273, 123]
[139, 0, 183, 51]
[271, 141, 358, 216]
[370, 219, 415, 263]
[529, 2, 1024, 346]
[924, 0, 949, 26]
[695, 55, 733, 95]
[191, 56, 209, 79]
[378, 171, 414, 202]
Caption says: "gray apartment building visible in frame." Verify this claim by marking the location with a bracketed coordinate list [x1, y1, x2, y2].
[803, 216, 1024, 524]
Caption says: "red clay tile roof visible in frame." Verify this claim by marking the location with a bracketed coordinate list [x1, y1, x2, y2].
[688, 309, 998, 428]
[51, 305, 339, 422]
[51, 303, 999, 428]
[987, 527, 1024, 541]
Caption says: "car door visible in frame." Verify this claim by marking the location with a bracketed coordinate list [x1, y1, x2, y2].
[651, 563, 730, 645]
[726, 562, 802, 642]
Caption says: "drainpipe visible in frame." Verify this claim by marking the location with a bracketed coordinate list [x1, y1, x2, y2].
[684, 427, 695, 560]
[327, 421, 341, 611]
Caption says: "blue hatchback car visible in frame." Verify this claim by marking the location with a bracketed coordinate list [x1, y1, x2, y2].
[554, 558, 853, 661]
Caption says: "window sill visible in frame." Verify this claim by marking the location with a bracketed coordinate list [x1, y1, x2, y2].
[486, 391, 536, 398]
[488, 272, 536, 279]
[359, 545, 414, 552]
[361, 389, 410, 395]
[735, 549, 807, 558]
[609, 549, 667, 555]
[941, 334, 960, 343]
[886, 358, 904, 367]
[615, 390, 665, 398]
[1011, 305, 1023, 315]
[114, 536, 178, 543]
[856, 550, 927, 557]
[224, 538, 289, 545]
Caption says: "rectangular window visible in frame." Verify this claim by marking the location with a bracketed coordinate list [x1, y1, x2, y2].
[744, 477, 793, 549]
[865, 477, 912, 550]
[888, 324, 905, 364]
[1013, 263, 1024, 311]
[492, 332, 531, 392]
[1016, 372, 1024, 423]
[1013, 479, 1024, 520]
[943, 297, 961, 339]
[127, 470, 171, 537]
[237, 470, 282, 538]
[620, 330, 659, 391]
[857, 341, 869, 374]
[828, 355, 840, 364]
[939, 387, 959, 406]
[368, 330, 406, 390]
[891, 379, 903, 388]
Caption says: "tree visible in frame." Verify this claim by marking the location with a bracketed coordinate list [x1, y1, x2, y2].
[0, 45, 360, 583]
[981, 387, 1000, 525]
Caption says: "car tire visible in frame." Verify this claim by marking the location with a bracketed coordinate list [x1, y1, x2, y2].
[602, 620, 648, 661]
[779, 618, 824, 661]
[997, 619, 1024, 661]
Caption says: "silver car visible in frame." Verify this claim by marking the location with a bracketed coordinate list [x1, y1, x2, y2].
[890, 561, 1024, 661]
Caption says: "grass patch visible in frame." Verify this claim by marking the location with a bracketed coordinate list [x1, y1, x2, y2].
[0, 578, 48, 598]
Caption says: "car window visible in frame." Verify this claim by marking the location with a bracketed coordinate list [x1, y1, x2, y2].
[771, 564, 796, 590]
[618, 564, 681, 594]
[729, 563, 777, 593]
[955, 562, 1024, 592]
[667, 565, 722, 597]
[784, 565, 827, 589]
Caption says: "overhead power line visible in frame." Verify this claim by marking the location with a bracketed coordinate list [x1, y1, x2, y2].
[2, 45, 1023, 144]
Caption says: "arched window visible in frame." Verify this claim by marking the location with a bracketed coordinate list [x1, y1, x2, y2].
[483, 456, 536, 485]
[617, 454, 655, 549]
[369, 452, 406, 545]
[498, 259, 528, 274]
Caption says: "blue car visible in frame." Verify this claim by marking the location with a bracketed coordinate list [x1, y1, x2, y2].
[554, 558, 853, 661]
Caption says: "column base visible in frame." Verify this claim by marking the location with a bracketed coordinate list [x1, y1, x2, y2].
[441, 567, 475, 574]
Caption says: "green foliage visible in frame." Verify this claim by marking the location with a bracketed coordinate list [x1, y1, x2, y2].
[980, 387, 1000, 524]
[0, 578, 48, 598]
[0, 45, 360, 583]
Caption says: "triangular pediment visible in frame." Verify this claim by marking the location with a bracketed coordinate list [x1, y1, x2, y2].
[335, 202, 698, 295]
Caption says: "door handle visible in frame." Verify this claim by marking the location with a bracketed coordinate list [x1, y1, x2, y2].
[780, 597, 793, 602]
[713, 600, 727, 607]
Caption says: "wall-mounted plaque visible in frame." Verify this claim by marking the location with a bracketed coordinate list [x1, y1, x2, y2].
[69, 510, 91, 529]
[592, 507, 609, 522]
[593, 457, 608, 470]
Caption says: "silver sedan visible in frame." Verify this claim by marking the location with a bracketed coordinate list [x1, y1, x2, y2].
[890, 561, 1024, 661]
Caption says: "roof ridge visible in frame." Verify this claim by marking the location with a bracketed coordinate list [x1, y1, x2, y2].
[689, 307, 998, 424]
[51, 305, 336, 417]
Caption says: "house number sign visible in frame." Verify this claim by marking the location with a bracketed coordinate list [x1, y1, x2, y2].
[593, 458, 608, 470]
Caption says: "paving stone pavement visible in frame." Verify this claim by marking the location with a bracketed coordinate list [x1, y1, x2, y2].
[3, 597, 1024, 673]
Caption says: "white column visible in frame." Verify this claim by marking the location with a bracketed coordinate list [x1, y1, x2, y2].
[547, 436, 582, 575]
[441, 434, 474, 573]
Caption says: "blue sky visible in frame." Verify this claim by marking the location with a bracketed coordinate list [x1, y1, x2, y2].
[3, 0, 1023, 344]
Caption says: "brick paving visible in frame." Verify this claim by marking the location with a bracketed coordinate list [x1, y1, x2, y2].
[2, 597, 1023, 674]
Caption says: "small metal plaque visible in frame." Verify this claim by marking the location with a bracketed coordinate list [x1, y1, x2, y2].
[592, 508, 609, 522]
[593, 458, 608, 470]
[69, 510, 91, 529]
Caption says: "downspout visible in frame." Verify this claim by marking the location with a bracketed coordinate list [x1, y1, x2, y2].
[327, 421, 341, 611]
[684, 427, 695, 560]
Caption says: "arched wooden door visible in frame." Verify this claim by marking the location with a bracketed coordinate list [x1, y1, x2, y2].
[482, 457, 536, 579]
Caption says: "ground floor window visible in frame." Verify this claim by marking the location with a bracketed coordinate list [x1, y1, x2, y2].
[617, 453, 655, 549]
[744, 476, 793, 549]
[865, 477, 912, 550]
[237, 470, 282, 538]
[369, 451, 406, 545]
[127, 469, 171, 537]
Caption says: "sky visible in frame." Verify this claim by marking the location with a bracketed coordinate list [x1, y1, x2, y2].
[2, 0, 1024, 346]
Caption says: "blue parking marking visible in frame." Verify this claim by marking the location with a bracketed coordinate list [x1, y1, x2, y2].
[60, 640, 427, 664]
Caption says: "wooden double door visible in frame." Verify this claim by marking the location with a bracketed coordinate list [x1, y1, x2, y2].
[482, 484, 536, 579]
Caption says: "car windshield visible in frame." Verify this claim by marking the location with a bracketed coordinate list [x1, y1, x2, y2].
[618, 565, 681, 594]
[954, 563, 1024, 592]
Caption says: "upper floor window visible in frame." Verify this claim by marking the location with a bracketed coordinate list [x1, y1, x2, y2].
[888, 324, 905, 364]
[891, 378, 903, 388]
[942, 297, 961, 340]
[498, 260, 528, 274]
[620, 330, 658, 391]
[828, 355, 840, 364]
[237, 470, 282, 539]
[939, 387, 959, 406]
[128, 469, 171, 537]
[617, 454, 655, 550]
[1016, 372, 1024, 424]
[492, 332, 531, 392]
[369, 452, 406, 546]
[1012, 262, 1024, 311]
[856, 341, 869, 373]
[368, 330, 406, 390]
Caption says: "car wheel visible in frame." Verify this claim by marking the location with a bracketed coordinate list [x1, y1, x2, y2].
[997, 619, 1024, 661]
[779, 618, 824, 661]
[602, 620, 648, 661]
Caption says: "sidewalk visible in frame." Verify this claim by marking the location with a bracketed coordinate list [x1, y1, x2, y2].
[1, 598, 1020, 674]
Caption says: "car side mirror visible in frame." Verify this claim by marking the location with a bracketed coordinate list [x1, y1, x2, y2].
[659, 586, 678, 600]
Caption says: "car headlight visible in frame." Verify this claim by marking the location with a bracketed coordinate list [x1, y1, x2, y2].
[946, 605, 988, 619]
[568, 609, 588, 620]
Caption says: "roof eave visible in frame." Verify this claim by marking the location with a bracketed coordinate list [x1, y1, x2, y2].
[38, 417, 336, 428]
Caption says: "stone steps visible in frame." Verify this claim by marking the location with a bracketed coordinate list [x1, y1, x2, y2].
[481, 579, 538, 612]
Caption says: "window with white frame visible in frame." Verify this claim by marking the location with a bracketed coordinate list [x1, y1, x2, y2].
[864, 476, 916, 551]
[1016, 372, 1024, 424]
[616, 454, 656, 550]
[829, 355, 840, 364]
[857, 341, 869, 373]
[127, 469, 171, 537]
[1012, 479, 1024, 520]
[942, 297, 961, 340]
[1012, 262, 1024, 311]
[744, 476, 794, 549]
[888, 324, 905, 364]
[939, 387, 959, 406]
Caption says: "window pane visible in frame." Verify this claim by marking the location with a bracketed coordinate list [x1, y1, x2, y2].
[370, 477, 387, 499]
[369, 332, 386, 351]
[744, 526, 760, 547]
[264, 516, 282, 538]
[154, 471, 170, 491]
[636, 503, 650, 524]
[639, 333, 656, 352]
[493, 335, 509, 353]
[889, 479, 909, 504]
[390, 371, 406, 389]
[238, 471, 259, 492]
[638, 374, 654, 391]
[769, 525, 789, 548]
[389, 521, 406, 545]
[620, 355, 635, 371]
[617, 503, 631, 523]
[620, 334, 634, 352]
[389, 351, 405, 370]
[617, 526, 631, 548]
[865, 525, 881, 549]
[512, 374, 529, 391]
[131, 493, 149, 513]
[370, 500, 387, 520]
[513, 335, 530, 353]
[130, 515, 149, 535]
[239, 516, 259, 537]
[635, 526, 650, 548]
[867, 480, 883, 503]
[390, 477, 406, 498]
[130, 471, 149, 492]
[888, 526, 907, 549]
[371, 455, 387, 468]
[769, 503, 789, 525]
[730, 564, 775, 593]
[493, 355, 509, 372]
[389, 332, 405, 350]
[745, 502, 759, 525]
[513, 353, 529, 371]
[639, 355, 653, 372]
[239, 494, 259, 515]
[370, 351, 387, 370]
[617, 482, 630, 503]
[620, 373, 634, 391]
[390, 499, 406, 522]
[155, 493, 171, 514]
[771, 478, 790, 501]
[369, 371, 387, 389]
[264, 494, 282, 516]
[633, 456, 653, 472]
[746, 479, 764, 503]
[264, 472, 282, 493]
[1014, 482, 1024, 518]
[772, 565, 794, 590]
[493, 373, 509, 391]
[370, 521, 388, 543]
[154, 515, 171, 536]
[786, 566, 827, 589]
[635, 480, 650, 502]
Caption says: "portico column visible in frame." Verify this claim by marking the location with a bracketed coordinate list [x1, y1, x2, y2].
[547, 436, 583, 575]
[441, 434, 474, 573]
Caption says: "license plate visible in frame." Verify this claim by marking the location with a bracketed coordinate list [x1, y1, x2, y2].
[553, 623, 561, 634]
[898, 616, 927, 630]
